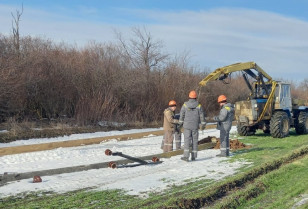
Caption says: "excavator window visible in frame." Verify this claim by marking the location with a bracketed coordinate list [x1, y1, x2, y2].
[253, 83, 272, 99]
[281, 84, 291, 98]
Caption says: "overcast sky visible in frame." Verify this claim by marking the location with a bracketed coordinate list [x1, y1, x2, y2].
[0, 0, 308, 82]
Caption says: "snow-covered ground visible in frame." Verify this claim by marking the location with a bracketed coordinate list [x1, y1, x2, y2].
[0, 126, 251, 198]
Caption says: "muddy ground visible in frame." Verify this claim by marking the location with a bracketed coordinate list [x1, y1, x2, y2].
[198, 136, 249, 150]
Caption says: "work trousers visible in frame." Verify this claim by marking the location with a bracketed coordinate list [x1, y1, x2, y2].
[163, 131, 173, 152]
[174, 131, 181, 150]
[161, 131, 181, 151]
[183, 129, 198, 159]
[219, 128, 230, 156]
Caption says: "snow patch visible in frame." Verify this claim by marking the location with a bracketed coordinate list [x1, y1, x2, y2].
[0, 126, 251, 198]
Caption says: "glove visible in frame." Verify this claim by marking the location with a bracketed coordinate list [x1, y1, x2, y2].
[174, 123, 183, 133]
[216, 122, 221, 130]
[177, 123, 183, 130]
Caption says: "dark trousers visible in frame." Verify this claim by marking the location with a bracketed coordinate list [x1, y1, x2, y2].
[220, 128, 230, 156]
[183, 129, 198, 159]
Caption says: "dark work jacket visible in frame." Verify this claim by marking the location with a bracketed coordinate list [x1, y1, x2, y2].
[213, 103, 234, 132]
[179, 99, 206, 130]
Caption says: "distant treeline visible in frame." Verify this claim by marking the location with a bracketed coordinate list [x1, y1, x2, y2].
[0, 30, 307, 126]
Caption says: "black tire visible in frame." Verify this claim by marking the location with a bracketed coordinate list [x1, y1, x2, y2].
[237, 122, 256, 136]
[295, 111, 308, 134]
[270, 111, 290, 138]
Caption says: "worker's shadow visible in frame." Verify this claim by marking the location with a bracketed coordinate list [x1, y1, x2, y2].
[193, 156, 216, 161]
[192, 146, 283, 160]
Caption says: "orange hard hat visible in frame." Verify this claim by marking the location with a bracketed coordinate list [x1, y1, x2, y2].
[168, 100, 177, 106]
[189, 90, 197, 99]
[218, 95, 227, 103]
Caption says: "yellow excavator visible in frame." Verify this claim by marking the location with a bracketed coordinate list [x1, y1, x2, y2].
[199, 61, 308, 138]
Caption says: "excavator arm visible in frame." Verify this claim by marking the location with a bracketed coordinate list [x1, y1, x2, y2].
[199, 61, 272, 87]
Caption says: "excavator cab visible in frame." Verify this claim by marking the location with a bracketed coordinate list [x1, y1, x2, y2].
[274, 83, 292, 111]
[252, 82, 272, 99]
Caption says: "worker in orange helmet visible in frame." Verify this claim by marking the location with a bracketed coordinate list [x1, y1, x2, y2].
[213, 95, 234, 157]
[162, 100, 180, 152]
[178, 90, 206, 161]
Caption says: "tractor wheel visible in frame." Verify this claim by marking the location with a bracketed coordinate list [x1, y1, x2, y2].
[237, 122, 256, 136]
[295, 111, 308, 134]
[270, 111, 290, 138]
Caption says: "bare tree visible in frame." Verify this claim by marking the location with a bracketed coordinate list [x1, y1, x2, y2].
[115, 26, 169, 104]
[11, 4, 23, 52]
[116, 26, 168, 71]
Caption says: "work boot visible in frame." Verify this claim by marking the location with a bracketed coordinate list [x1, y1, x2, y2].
[181, 157, 189, 162]
[191, 157, 196, 161]
[226, 150, 230, 156]
[216, 153, 227, 157]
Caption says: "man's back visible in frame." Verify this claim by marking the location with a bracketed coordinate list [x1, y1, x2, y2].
[179, 99, 205, 130]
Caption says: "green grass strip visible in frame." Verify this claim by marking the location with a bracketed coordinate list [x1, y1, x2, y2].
[166, 145, 308, 209]
[211, 154, 308, 209]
